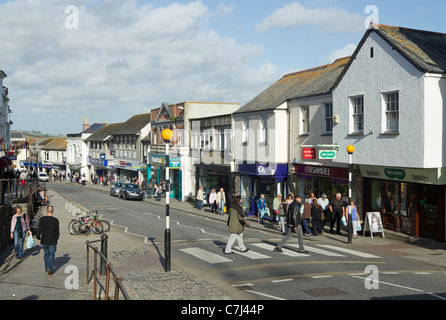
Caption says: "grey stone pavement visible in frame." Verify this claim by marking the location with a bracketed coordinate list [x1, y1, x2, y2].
[0, 181, 445, 300]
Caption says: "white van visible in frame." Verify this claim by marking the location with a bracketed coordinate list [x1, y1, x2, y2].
[38, 172, 49, 182]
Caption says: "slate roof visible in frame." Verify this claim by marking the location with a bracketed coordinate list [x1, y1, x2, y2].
[234, 57, 350, 115]
[85, 122, 124, 142]
[82, 123, 108, 134]
[372, 24, 446, 74]
[112, 113, 151, 135]
[40, 137, 67, 150]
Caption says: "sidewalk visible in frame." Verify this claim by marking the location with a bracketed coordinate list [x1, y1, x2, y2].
[0, 184, 252, 300]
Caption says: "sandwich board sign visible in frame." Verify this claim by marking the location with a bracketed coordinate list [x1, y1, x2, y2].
[363, 212, 385, 239]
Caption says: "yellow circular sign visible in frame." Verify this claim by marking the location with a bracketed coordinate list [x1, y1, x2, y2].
[347, 145, 355, 154]
[162, 128, 173, 141]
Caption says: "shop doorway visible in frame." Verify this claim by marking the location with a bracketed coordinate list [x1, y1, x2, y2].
[419, 185, 439, 239]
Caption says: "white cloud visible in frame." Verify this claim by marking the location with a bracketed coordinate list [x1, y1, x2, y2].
[0, 0, 282, 134]
[256, 1, 365, 34]
[326, 43, 357, 63]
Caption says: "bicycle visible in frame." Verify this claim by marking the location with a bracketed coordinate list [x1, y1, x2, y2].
[68, 211, 103, 235]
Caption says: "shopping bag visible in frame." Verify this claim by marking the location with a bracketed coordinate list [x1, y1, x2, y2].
[341, 216, 347, 226]
[26, 235, 34, 249]
[357, 222, 362, 232]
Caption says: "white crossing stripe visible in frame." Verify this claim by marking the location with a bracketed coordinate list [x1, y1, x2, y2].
[316, 244, 382, 259]
[180, 247, 233, 264]
[217, 245, 272, 260]
[252, 243, 311, 257]
[289, 244, 346, 257]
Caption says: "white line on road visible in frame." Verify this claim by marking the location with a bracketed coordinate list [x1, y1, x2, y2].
[244, 290, 286, 301]
[316, 244, 381, 259]
[180, 247, 232, 264]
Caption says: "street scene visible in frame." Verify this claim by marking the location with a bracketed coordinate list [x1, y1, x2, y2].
[0, 0, 446, 306]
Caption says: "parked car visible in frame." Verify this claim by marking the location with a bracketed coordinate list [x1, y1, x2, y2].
[119, 183, 144, 200]
[38, 172, 49, 182]
[110, 182, 123, 197]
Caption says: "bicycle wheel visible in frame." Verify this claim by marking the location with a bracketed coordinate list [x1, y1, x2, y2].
[91, 221, 104, 234]
[68, 220, 81, 235]
[98, 220, 110, 232]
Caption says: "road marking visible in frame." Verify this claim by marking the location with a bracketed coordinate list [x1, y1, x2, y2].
[351, 275, 446, 300]
[415, 272, 432, 275]
[289, 244, 346, 257]
[272, 279, 294, 283]
[217, 245, 272, 260]
[252, 243, 311, 257]
[316, 244, 381, 259]
[311, 275, 333, 279]
[244, 290, 286, 301]
[179, 247, 232, 264]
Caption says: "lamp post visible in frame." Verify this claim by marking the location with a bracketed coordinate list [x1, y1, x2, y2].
[346, 145, 355, 244]
[162, 128, 173, 272]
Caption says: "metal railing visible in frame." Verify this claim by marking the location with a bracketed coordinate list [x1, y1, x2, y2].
[86, 235, 131, 300]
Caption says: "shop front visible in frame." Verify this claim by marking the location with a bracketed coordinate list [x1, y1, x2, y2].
[195, 164, 232, 205]
[291, 164, 349, 201]
[237, 163, 288, 214]
[361, 165, 446, 242]
[148, 154, 182, 200]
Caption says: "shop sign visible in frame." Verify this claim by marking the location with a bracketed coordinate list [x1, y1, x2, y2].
[296, 164, 348, 179]
[148, 154, 181, 169]
[302, 148, 316, 160]
[319, 150, 337, 160]
[360, 165, 445, 185]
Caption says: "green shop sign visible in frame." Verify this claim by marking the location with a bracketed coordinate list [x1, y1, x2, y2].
[319, 150, 337, 159]
[384, 168, 406, 180]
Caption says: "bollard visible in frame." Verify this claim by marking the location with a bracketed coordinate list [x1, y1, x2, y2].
[100, 233, 108, 276]
[347, 212, 353, 244]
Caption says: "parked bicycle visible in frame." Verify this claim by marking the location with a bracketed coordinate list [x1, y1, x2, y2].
[68, 210, 110, 235]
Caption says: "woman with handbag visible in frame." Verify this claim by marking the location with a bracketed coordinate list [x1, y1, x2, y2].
[346, 200, 360, 239]
[10, 205, 32, 259]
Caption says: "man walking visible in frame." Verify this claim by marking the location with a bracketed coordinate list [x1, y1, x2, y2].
[36, 205, 60, 275]
[276, 195, 307, 254]
[329, 193, 345, 234]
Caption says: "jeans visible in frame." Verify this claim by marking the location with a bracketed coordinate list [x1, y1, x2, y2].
[302, 219, 312, 235]
[278, 216, 285, 233]
[312, 219, 322, 235]
[197, 200, 203, 210]
[43, 244, 57, 273]
[219, 200, 225, 215]
[13, 229, 26, 258]
[148, 189, 153, 199]
[156, 192, 161, 201]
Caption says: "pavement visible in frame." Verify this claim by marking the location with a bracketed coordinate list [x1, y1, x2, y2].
[0, 180, 445, 301]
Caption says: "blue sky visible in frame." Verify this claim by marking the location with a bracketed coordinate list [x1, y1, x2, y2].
[1, 0, 445, 134]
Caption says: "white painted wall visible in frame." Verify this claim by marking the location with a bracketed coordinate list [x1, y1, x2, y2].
[333, 31, 427, 168]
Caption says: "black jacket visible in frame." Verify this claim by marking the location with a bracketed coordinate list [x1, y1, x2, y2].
[286, 200, 302, 228]
[36, 216, 60, 245]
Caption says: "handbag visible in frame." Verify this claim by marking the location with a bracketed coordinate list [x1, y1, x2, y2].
[26, 235, 34, 249]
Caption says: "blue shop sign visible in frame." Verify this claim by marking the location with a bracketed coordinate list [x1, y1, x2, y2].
[238, 163, 288, 180]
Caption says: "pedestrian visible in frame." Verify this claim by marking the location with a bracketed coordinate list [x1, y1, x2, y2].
[10, 205, 31, 259]
[346, 200, 360, 239]
[329, 193, 345, 234]
[317, 193, 330, 234]
[278, 197, 287, 234]
[216, 188, 226, 215]
[311, 199, 324, 236]
[155, 183, 163, 201]
[256, 194, 268, 224]
[148, 179, 153, 199]
[224, 196, 250, 254]
[302, 198, 312, 237]
[35, 205, 60, 275]
[209, 189, 217, 213]
[197, 186, 204, 210]
[273, 194, 281, 223]
[276, 195, 307, 254]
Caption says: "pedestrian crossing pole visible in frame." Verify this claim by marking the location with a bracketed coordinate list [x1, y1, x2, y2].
[162, 128, 173, 272]
[347, 145, 355, 244]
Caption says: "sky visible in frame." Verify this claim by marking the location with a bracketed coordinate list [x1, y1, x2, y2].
[1, 0, 446, 135]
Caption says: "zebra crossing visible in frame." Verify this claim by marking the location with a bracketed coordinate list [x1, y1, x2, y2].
[179, 240, 382, 265]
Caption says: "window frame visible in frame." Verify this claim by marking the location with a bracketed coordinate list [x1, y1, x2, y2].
[350, 95, 364, 134]
[383, 91, 399, 133]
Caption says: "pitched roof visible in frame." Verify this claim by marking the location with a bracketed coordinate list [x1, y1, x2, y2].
[85, 122, 124, 142]
[372, 24, 446, 73]
[40, 137, 67, 150]
[82, 123, 108, 134]
[234, 57, 350, 114]
[113, 113, 151, 135]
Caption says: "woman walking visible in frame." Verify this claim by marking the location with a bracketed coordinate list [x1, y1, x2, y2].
[224, 196, 250, 254]
[10, 205, 31, 259]
[346, 200, 360, 239]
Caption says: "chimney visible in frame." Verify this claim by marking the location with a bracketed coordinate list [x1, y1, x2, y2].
[83, 116, 90, 131]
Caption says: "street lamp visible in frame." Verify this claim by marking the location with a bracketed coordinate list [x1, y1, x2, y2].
[162, 128, 173, 272]
[347, 145, 355, 244]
